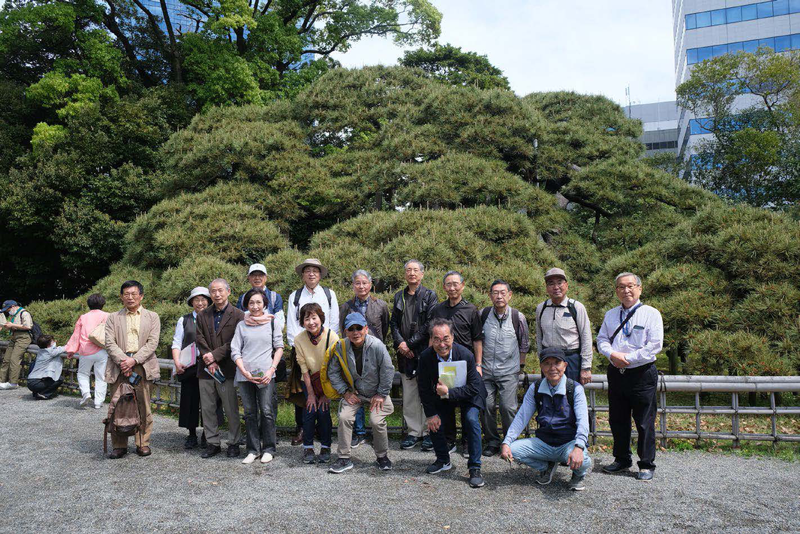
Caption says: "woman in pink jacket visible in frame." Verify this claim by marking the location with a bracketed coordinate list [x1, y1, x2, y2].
[65, 294, 109, 409]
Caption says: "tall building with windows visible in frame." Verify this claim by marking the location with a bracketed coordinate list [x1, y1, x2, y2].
[139, 0, 204, 34]
[626, 101, 680, 155]
[672, 0, 800, 159]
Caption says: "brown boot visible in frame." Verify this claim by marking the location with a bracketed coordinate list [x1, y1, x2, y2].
[291, 428, 304, 446]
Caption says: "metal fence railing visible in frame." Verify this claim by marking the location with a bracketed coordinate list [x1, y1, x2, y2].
[6, 342, 800, 445]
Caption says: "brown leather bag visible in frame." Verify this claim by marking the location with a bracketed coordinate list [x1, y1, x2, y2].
[102, 382, 141, 453]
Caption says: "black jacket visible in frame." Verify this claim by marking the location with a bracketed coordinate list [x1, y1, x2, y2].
[391, 285, 438, 371]
[418, 342, 487, 417]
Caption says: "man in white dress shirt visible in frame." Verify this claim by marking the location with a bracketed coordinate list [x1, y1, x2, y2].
[596, 272, 663, 481]
[286, 258, 340, 445]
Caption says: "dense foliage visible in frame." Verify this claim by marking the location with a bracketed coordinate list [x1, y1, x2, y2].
[9, 64, 797, 375]
[2, 2, 798, 374]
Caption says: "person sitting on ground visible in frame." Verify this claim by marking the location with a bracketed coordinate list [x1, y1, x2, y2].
[500, 347, 592, 491]
[231, 288, 284, 465]
[418, 318, 487, 489]
[27, 335, 67, 400]
[327, 313, 395, 474]
[295, 303, 339, 464]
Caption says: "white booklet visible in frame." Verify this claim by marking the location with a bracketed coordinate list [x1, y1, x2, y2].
[178, 342, 197, 367]
[438, 360, 467, 393]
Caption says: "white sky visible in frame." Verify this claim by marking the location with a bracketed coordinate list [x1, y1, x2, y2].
[332, 0, 676, 106]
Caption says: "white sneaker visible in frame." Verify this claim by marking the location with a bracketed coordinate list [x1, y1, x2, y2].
[260, 452, 273, 464]
[5, 383, 18, 390]
[80, 393, 91, 407]
[242, 453, 258, 464]
[94, 403, 103, 409]
[0, 383, 10, 390]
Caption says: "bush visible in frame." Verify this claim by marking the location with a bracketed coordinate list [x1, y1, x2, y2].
[124, 185, 288, 269]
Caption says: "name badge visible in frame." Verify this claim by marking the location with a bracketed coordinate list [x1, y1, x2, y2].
[563, 312, 572, 318]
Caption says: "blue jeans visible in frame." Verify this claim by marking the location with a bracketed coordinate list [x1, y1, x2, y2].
[301, 384, 332, 448]
[429, 401, 482, 469]
[238, 381, 276, 456]
[354, 406, 367, 437]
[509, 437, 592, 477]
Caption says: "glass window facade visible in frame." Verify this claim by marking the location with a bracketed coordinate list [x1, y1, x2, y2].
[689, 118, 714, 135]
[687, 33, 800, 64]
[685, 0, 799, 28]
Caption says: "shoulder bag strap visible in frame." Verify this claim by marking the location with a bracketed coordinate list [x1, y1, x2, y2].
[609, 303, 643, 344]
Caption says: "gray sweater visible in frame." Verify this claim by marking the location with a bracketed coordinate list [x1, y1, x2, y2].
[29, 345, 66, 380]
[230, 316, 284, 383]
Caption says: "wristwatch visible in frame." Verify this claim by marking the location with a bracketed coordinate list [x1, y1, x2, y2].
[574, 443, 585, 450]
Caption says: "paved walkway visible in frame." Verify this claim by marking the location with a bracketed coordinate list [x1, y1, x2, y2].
[1, 389, 799, 533]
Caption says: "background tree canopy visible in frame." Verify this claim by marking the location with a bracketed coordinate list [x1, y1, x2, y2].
[2, 1, 798, 375]
[4, 62, 796, 376]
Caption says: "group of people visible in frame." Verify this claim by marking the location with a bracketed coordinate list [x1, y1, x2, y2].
[2, 257, 664, 491]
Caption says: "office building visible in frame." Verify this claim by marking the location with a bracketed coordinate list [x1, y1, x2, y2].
[672, 0, 800, 159]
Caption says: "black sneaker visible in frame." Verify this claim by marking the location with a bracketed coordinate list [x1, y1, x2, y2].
[328, 458, 354, 474]
[535, 462, 557, 485]
[302, 448, 316, 464]
[637, 469, 654, 481]
[569, 473, 586, 491]
[351, 435, 366, 449]
[426, 460, 452, 474]
[376, 456, 393, 471]
[421, 435, 434, 451]
[201, 445, 221, 459]
[184, 435, 198, 450]
[602, 461, 632, 474]
[226, 445, 240, 458]
[318, 447, 331, 463]
[483, 445, 500, 457]
[468, 468, 485, 488]
[401, 435, 422, 449]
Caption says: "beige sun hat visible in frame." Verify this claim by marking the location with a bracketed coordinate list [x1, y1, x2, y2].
[295, 258, 328, 278]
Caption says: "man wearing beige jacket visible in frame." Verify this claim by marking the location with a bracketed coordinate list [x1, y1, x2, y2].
[104, 280, 161, 459]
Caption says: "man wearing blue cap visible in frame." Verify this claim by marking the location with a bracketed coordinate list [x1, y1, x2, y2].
[500, 346, 592, 491]
[0, 300, 33, 390]
[327, 312, 395, 474]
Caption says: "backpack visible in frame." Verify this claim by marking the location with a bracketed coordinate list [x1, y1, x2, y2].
[293, 286, 332, 321]
[102, 382, 141, 453]
[480, 307, 522, 338]
[537, 299, 582, 354]
[320, 339, 354, 400]
[10, 308, 42, 344]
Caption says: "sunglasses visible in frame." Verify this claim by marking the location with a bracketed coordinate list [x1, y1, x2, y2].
[347, 325, 365, 332]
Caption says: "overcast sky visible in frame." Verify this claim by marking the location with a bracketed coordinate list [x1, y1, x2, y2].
[332, 0, 676, 107]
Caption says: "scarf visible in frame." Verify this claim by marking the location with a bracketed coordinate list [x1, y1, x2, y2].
[244, 311, 274, 327]
[308, 328, 323, 346]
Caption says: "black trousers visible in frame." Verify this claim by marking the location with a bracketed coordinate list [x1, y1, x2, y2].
[178, 374, 201, 430]
[607, 363, 657, 470]
[28, 377, 63, 399]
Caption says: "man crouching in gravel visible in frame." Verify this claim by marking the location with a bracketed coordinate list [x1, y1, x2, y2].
[500, 347, 592, 491]
[327, 313, 395, 474]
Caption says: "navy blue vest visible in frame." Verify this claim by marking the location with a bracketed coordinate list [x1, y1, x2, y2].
[535, 388, 578, 447]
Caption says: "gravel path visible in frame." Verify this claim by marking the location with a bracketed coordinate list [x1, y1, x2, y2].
[1, 389, 798, 533]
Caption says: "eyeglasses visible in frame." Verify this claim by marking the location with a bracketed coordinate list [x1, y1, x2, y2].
[347, 325, 365, 332]
[546, 280, 566, 287]
[122, 292, 140, 298]
[616, 284, 640, 291]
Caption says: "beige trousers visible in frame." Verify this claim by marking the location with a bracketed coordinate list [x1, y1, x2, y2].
[337, 395, 394, 458]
